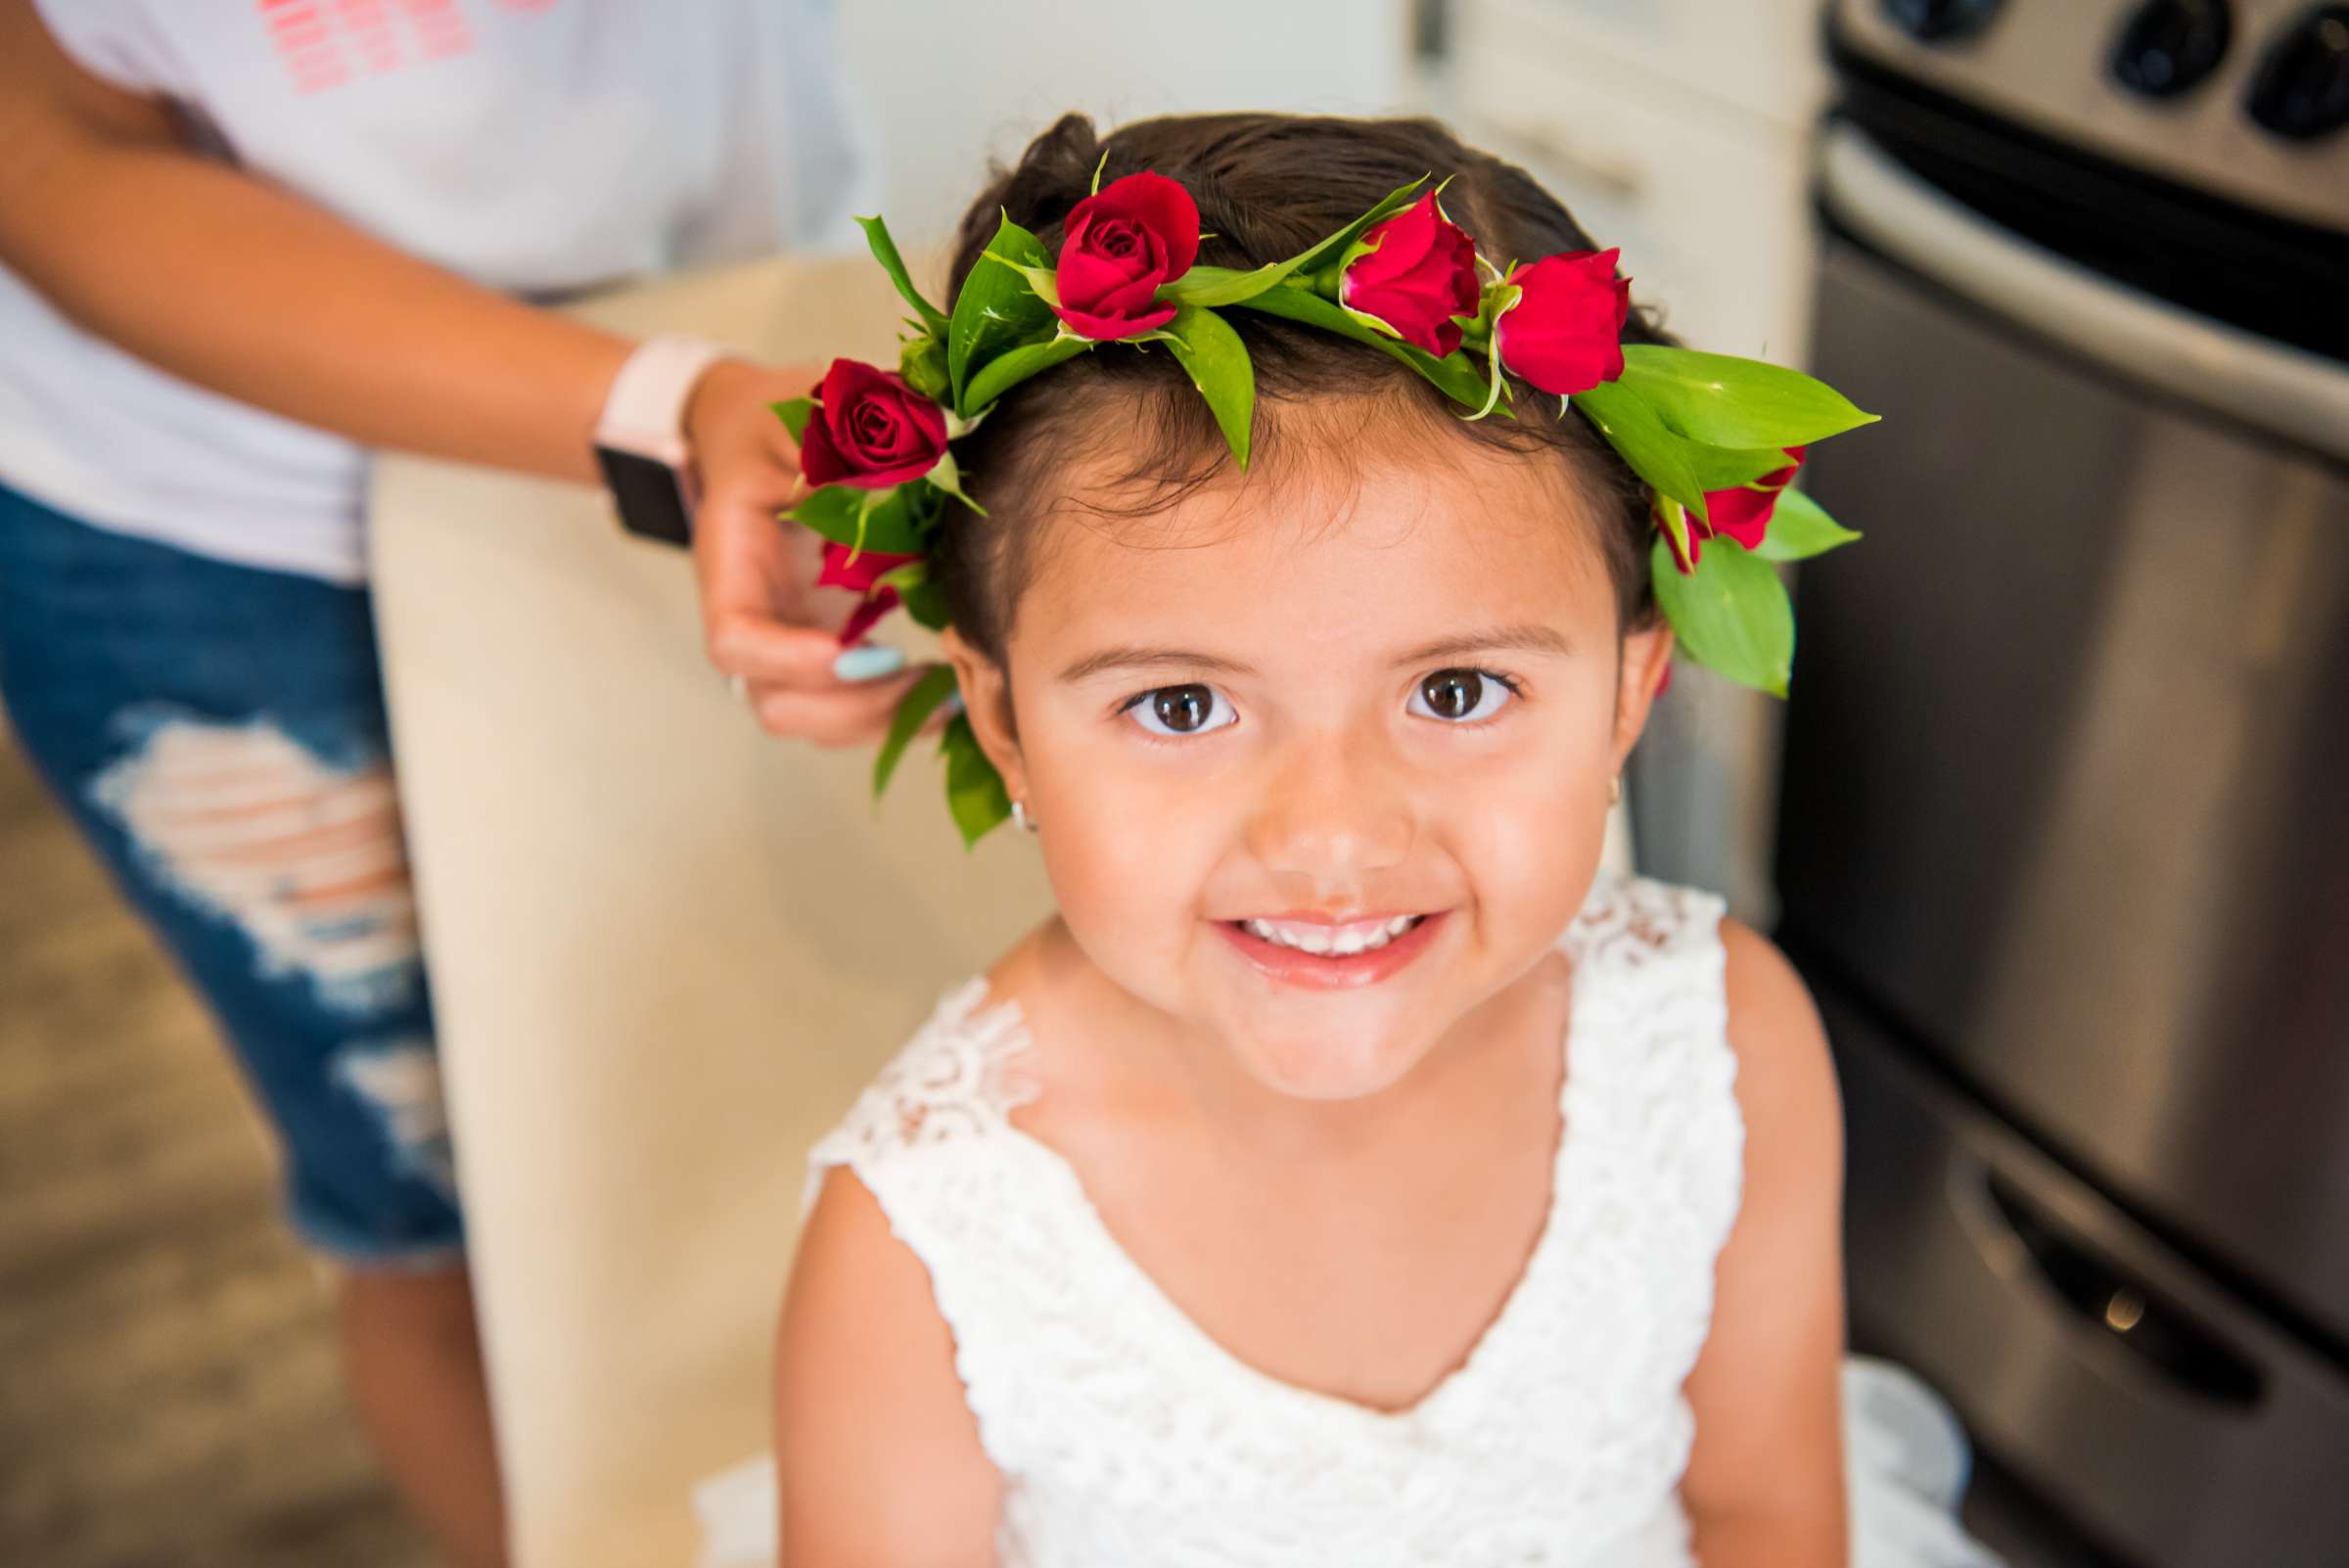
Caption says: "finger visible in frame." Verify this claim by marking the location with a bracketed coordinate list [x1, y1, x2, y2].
[692, 460, 812, 584]
[706, 612, 861, 686]
[746, 667, 938, 747]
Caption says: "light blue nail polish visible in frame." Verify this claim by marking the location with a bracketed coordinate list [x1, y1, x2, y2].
[833, 644, 906, 681]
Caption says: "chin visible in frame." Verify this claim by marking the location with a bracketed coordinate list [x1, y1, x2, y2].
[1229, 1023, 1431, 1102]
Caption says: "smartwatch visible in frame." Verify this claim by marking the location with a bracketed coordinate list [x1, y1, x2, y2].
[592, 335, 733, 547]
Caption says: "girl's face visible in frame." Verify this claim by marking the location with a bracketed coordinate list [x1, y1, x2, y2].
[945, 411, 1673, 1101]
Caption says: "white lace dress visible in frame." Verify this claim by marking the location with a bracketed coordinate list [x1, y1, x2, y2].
[697, 876, 2006, 1568]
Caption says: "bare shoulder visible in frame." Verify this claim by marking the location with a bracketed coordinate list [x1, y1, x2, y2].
[1679, 917, 1849, 1543]
[1718, 916, 1842, 1156]
[774, 1165, 999, 1567]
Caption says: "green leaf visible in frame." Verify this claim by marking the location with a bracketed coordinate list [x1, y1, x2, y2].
[962, 332, 1092, 412]
[785, 484, 928, 554]
[1235, 282, 1493, 411]
[872, 665, 959, 801]
[898, 335, 950, 403]
[1160, 177, 1428, 308]
[1619, 346, 1879, 448]
[1751, 485, 1862, 562]
[901, 576, 952, 630]
[941, 712, 1012, 847]
[852, 487, 920, 555]
[1653, 495, 1695, 573]
[874, 558, 927, 593]
[1683, 443, 1797, 491]
[769, 396, 814, 444]
[1159, 305, 1255, 469]
[855, 214, 950, 337]
[914, 449, 982, 516]
[1576, 380, 1709, 525]
[1650, 534, 1794, 697]
[947, 212, 1058, 416]
[981, 249, 1063, 308]
[785, 484, 858, 545]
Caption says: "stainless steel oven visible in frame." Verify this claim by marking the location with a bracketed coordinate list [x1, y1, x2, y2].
[1781, 4, 2349, 1566]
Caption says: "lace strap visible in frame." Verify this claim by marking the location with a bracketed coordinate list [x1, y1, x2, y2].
[1563, 875, 1744, 1258]
[800, 978, 1037, 1217]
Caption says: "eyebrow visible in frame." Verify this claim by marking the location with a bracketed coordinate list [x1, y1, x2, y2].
[1054, 623, 1577, 684]
[1392, 623, 1578, 667]
[1057, 646, 1258, 684]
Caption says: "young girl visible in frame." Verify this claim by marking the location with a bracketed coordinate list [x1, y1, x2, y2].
[761, 113, 2004, 1566]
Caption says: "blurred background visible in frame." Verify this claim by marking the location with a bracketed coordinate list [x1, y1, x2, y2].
[4, 1, 2344, 1566]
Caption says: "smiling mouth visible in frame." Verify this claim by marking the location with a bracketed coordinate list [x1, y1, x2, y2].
[1228, 914, 1429, 956]
[1216, 910, 1447, 990]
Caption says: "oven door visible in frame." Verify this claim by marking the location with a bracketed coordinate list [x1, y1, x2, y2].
[1778, 123, 2349, 1566]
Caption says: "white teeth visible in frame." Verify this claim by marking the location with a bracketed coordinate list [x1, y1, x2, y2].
[1241, 915, 1422, 955]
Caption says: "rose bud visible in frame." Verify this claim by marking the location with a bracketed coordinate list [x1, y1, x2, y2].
[818, 540, 923, 647]
[1701, 445, 1808, 553]
[816, 541, 923, 596]
[1052, 170, 1201, 342]
[1495, 249, 1632, 397]
[1337, 192, 1482, 356]
[1665, 445, 1809, 572]
[798, 357, 950, 491]
[898, 335, 950, 404]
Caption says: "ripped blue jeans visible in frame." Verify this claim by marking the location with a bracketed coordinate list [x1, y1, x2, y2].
[0, 480, 462, 1265]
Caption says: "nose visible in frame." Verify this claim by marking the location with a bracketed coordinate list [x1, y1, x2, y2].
[1243, 723, 1415, 897]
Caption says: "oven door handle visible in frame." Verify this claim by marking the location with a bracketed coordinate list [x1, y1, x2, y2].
[1817, 122, 2349, 467]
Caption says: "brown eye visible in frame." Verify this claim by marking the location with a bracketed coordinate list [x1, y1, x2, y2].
[1128, 683, 1234, 737]
[1410, 669, 1512, 723]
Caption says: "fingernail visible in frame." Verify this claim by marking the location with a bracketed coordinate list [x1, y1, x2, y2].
[832, 644, 906, 681]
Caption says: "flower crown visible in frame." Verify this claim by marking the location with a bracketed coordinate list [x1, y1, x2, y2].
[770, 164, 1877, 845]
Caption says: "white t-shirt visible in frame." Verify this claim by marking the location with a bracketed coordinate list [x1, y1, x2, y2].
[0, 0, 869, 582]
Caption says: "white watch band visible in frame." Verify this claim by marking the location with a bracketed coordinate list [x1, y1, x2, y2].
[594, 335, 733, 468]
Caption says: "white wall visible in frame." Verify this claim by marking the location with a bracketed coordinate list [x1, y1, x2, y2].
[833, 0, 1417, 249]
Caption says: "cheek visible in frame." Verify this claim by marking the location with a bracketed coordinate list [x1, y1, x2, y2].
[1437, 686, 1619, 938]
[1025, 719, 1231, 969]
[1449, 762, 1610, 927]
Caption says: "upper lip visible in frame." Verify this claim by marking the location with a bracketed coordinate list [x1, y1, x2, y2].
[1228, 909, 1425, 925]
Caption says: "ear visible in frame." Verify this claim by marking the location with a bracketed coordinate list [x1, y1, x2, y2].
[1611, 621, 1676, 771]
[939, 625, 1031, 807]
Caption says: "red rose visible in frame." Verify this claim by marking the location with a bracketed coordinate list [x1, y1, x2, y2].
[1494, 249, 1631, 397]
[817, 540, 921, 647]
[1664, 445, 1808, 573]
[797, 358, 949, 490]
[1053, 170, 1200, 342]
[817, 541, 922, 595]
[836, 587, 900, 648]
[1338, 193, 1481, 356]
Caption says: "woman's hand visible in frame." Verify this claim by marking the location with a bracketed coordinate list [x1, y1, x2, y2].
[684, 357, 939, 747]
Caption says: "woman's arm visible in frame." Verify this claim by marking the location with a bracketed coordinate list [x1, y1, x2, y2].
[1680, 918, 1851, 1568]
[0, 0, 634, 483]
[0, 0, 932, 741]
[776, 1167, 1002, 1567]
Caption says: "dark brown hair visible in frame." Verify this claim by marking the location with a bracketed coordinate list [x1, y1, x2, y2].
[932, 112, 1680, 664]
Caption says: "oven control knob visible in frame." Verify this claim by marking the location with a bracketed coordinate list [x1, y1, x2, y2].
[1879, 0, 2004, 44]
[2245, 4, 2349, 138]
[2110, 0, 2233, 97]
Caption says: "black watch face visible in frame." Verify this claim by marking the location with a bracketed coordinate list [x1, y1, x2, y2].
[595, 445, 693, 547]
